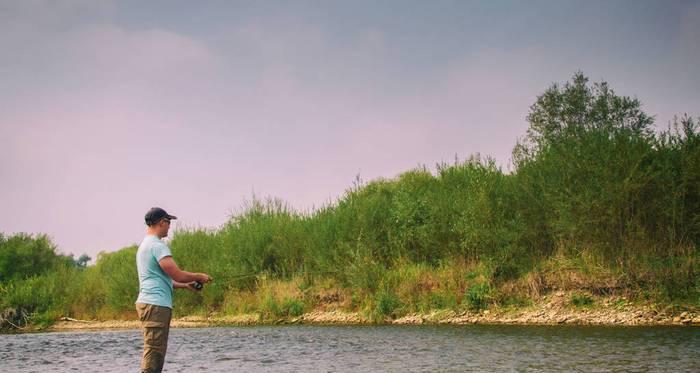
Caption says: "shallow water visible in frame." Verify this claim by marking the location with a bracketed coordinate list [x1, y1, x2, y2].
[1, 325, 698, 372]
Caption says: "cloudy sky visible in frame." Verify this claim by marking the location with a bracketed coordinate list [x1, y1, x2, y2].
[1, 0, 698, 259]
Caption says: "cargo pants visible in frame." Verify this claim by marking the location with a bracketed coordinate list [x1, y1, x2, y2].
[135, 303, 172, 373]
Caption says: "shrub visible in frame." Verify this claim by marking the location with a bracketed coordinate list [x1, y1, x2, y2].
[571, 293, 594, 307]
[372, 288, 402, 320]
[281, 298, 305, 317]
[0, 233, 67, 282]
[463, 283, 492, 311]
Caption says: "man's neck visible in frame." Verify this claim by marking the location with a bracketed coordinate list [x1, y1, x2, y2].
[146, 229, 162, 238]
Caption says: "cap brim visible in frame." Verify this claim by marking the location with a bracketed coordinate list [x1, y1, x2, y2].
[167, 214, 178, 220]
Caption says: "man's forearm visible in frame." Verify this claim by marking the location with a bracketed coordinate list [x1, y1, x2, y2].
[173, 281, 190, 289]
[172, 270, 202, 283]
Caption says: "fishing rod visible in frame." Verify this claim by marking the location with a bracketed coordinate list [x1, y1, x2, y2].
[193, 270, 339, 289]
[175, 270, 338, 354]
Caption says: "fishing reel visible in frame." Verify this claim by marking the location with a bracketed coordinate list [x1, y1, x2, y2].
[193, 281, 204, 290]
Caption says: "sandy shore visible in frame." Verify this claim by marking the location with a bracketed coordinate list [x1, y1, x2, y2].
[47, 292, 699, 332]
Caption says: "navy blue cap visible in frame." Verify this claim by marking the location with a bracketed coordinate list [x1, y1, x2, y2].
[145, 207, 177, 225]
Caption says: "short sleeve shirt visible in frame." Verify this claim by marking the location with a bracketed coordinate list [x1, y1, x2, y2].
[135, 235, 174, 308]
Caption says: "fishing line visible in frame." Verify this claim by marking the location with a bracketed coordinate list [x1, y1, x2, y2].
[222, 270, 339, 280]
[171, 269, 339, 353]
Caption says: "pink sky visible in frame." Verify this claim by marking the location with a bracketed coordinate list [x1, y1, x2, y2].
[1, 1, 698, 259]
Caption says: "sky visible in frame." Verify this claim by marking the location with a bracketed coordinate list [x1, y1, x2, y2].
[1, 0, 699, 259]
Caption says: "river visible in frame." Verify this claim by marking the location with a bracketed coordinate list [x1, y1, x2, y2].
[1, 325, 698, 372]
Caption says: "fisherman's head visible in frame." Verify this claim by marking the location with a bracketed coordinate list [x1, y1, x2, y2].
[145, 207, 177, 238]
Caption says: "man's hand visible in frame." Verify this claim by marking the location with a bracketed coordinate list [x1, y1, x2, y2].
[185, 282, 202, 292]
[196, 273, 213, 283]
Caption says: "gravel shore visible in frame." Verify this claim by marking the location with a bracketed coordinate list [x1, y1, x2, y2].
[47, 291, 698, 332]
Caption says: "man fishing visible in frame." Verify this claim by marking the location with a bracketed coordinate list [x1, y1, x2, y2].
[135, 207, 213, 373]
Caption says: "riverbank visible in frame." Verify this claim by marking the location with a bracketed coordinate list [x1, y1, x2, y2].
[44, 291, 698, 332]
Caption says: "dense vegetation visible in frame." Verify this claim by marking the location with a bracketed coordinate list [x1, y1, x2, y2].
[2, 73, 698, 329]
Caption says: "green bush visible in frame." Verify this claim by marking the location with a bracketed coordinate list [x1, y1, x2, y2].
[0, 233, 69, 282]
[571, 293, 594, 307]
[94, 246, 139, 314]
[463, 283, 492, 311]
[281, 298, 305, 317]
[372, 288, 402, 320]
[259, 292, 281, 319]
[428, 292, 457, 311]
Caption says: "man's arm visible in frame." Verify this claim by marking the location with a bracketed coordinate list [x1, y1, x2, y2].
[158, 256, 212, 283]
[173, 281, 189, 289]
[173, 281, 197, 291]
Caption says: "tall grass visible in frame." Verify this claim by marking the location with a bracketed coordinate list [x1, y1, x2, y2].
[2, 73, 698, 328]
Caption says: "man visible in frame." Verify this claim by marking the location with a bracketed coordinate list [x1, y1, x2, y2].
[135, 207, 212, 373]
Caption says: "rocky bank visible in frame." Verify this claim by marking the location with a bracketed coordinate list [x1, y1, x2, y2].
[45, 291, 699, 332]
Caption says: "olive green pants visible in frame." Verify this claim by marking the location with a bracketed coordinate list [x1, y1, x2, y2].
[135, 303, 172, 373]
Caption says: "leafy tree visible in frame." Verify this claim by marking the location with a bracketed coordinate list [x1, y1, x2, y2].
[0, 233, 61, 282]
[74, 254, 91, 268]
[513, 72, 699, 259]
[514, 72, 654, 163]
[514, 73, 657, 256]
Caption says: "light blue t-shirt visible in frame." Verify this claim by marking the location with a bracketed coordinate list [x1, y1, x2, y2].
[135, 235, 174, 308]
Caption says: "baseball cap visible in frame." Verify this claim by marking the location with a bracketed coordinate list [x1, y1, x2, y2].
[145, 207, 178, 225]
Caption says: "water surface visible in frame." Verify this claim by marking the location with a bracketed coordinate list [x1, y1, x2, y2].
[1, 325, 698, 372]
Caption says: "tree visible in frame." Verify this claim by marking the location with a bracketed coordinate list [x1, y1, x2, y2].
[75, 254, 91, 268]
[0, 233, 60, 281]
[514, 72, 655, 165]
[512, 72, 660, 257]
